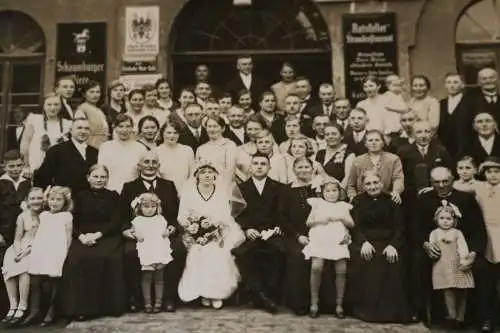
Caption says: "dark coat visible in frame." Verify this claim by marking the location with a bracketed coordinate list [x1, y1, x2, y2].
[177, 126, 209, 153]
[469, 90, 500, 126]
[343, 131, 368, 156]
[223, 127, 249, 146]
[460, 134, 500, 166]
[226, 75, 267, 110]
[33, 140, 98, 193]
[0, 178, 31, 245]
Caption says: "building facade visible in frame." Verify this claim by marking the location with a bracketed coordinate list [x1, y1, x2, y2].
[0, 0, 494, 154]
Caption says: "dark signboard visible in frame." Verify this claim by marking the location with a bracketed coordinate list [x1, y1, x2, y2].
[55, 22, 107, 102]
[121, 58, 158, 74]
[343, 13, 398, 104]
[459, 49, 497, 86]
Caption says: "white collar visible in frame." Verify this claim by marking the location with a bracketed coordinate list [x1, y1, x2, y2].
[252, 176, 267, 184]
[479, 135, 495, 143]
[187, 125, 202, 133]
[0, 173, 25, 189]
[230, 126, 244, 133]
[239, 72, 251, 78]
[141, 174, 157, 182]
[71, 138, 87, 149]
[449, 92, 463, 100]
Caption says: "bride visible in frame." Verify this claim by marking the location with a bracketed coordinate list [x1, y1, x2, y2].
[177, 161, 245, 309]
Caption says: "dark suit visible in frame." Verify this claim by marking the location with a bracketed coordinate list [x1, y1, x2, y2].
[437, 94, 474, 161]
[226, 74, 266, 110]
[223, 127, 249, 146]
[410, 189, 486, 322]
[271, 113, 315, 144]
[120, 177, 185, 306]
[398, 142, 453, 195]
[308, 103, 336, 120]
[460, 134, 500, 166]
[33, 140, 98, 193]
[387, 132, 412, 154]
[343, 131, 368, 156]
[301, 98, 321, 119]
[470, 90, 500, 125]
[232, 178, 286, 300]
[60, 97, 76, 120]
[6, 125, 24, 151]
[178, 126, 209, 153]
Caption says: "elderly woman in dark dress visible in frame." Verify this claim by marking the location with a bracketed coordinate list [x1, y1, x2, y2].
[281, 157, 336, 316]
[348, 170, 411, 323]
[60, 164, 126, 320]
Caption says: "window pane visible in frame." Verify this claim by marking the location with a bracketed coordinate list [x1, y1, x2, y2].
[12, 63, 41, 93]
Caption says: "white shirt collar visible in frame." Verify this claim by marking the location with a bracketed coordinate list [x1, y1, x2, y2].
[71, 138, 87, 157]
[187, 125, 202, 136]
[252, 177, 267, 194]
[239, 73, 252, 89]
[0, 173, 25, 190]
[479, 135, 495, 154]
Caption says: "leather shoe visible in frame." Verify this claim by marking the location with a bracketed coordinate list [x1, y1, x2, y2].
[165, 303, 176, 313]
[39, 319, 55, 327]
[259, 293, 277, 314]
[481, 320, 493, 332]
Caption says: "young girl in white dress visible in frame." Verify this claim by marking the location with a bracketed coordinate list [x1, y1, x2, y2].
[130, 192, 173, 313]
[1, 187, 44, 325]
[26, 186, 73, 326]
[302, 180, 354, 318]
[429, 206, 474, 327]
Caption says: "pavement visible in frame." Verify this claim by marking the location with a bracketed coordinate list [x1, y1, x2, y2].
[2, 308, 454, 333]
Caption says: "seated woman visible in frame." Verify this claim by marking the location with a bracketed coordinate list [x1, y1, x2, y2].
[177, 162, 245, 309]
[348, 170, 411, 323]
[60, 164, 126, 320]
[281, 157, 337, 315]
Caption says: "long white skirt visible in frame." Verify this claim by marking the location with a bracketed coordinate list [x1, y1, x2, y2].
[178, 241, 240, 301]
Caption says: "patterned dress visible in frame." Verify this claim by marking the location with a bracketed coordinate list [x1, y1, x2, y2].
[430, 228, 474, 289]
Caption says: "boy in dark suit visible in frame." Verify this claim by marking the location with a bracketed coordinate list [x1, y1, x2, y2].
[232, 153, 286, 314]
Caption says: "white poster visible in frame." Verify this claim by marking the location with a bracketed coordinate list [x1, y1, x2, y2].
[124, 6, 159, 57]
[119, 74, 163, 94]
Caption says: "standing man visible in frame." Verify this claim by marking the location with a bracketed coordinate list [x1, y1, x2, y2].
[226, 55, 265, 110]
[121, 150, 185, 313]
[55, 76, 77, 120]
[343, 108, 369, 156]
[438, 73, 473, 162]
[223, 106, 249, 146]
[472, 68, 500, 125]
[410, 167, 486, 326]
[232, 153, 286, 314]
[460, 112, 500, 167]
[177, 103, 209, 152]
[387, 110, 417, 154]
[34, 118, 98, 192]
[311, 83, 336, 118]
[295, 77, 320, 119]
[332, 98, 351, 132]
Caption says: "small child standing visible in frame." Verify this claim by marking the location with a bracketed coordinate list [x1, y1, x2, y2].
[453, 156, 479, 193]
[429, 206, 474, 329]
[1, 187, 43, 326]
[26, 186, 73, 327]
[302, 181, 354, 318]
[131, 193, 173, 314]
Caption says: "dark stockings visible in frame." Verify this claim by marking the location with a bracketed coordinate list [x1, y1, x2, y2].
[141, 269, 165, 307]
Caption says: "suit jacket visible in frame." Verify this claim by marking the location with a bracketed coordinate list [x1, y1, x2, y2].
[343, 131, 368, 156]
[271, 112, 315, 144]
[300, 98, 321, 119]
[0, 178, 31, 245]
[223, 127, 249, 146]
[437, 94, 474, 161]
[33, 140, 98, 193]
[308, 103, 336, 120]
[470, 90, 500, 125]
[387, 132, 413, 154]
[413, 189, 486, 254]
[120, 177, 180, 231]
[60, 96, 75, 120]
[397, 142, 453, 195]
[226, 74, 266, 110]
[460, 134, 500, 166]
[6, 125, 25, 151]
[178, 126, 209, 153]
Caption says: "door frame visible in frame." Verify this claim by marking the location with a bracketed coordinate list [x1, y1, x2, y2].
[0, 55, 44, 156]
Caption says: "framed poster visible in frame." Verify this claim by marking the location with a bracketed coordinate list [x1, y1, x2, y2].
[55, 22, 107, 102]
[342, 13, 398, 104]
[124, 6, 160, 57]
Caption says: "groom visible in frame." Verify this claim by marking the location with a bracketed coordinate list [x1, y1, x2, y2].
[232, 153, 287, 314]
[120, 151, 186, 312]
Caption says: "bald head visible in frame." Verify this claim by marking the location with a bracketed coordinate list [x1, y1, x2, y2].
[478, 67, 498, 92]
[138, 151, 160, 177]
[430, 167, 454, 197]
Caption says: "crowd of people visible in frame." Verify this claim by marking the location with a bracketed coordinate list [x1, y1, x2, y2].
[0, 55, 499, 332]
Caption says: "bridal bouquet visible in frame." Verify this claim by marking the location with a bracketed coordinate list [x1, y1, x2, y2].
[180, 209, 223, 247]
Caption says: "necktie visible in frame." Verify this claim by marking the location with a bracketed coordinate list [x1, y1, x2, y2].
[194, 129, 200, 141]
[142, 178, 156, 191]
[419, 146, 427, 157]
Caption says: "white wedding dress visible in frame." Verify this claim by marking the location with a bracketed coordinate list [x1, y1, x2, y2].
[177, 179, 245, 302]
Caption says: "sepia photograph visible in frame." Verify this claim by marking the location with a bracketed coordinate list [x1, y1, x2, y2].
[0, 0, 498, 332]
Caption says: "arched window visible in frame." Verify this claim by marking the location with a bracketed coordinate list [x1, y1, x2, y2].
[0, 10, 45, 155]
[170, 0, 332, 94]
[456, 0, 500, 85]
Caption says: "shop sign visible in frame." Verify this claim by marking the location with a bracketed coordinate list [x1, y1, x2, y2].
[119, 74, 163, 94]
[342, 13, 398, 104]
[124, 6, 160, 57]
[121, 57, 158, 74]
[55, 22, 107, 101]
